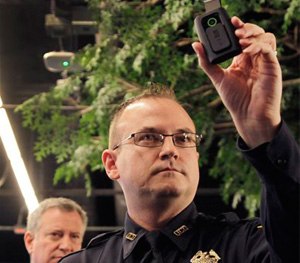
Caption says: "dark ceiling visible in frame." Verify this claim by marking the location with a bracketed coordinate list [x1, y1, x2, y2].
[0, 1, 239, 262]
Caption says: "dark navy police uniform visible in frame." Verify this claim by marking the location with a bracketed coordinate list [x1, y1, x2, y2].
[60, 122, 299, 262]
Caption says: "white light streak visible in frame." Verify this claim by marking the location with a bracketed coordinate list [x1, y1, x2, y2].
[0, 96, 39, 213]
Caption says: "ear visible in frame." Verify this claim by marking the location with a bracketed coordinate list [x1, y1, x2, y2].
[24, 231, 34, 254]
[102, 149, 120, 180]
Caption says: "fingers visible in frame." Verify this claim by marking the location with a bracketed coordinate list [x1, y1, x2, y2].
[231, 16, 244, 28]
[232, 16, 265, 37]
[232, 17, 277, 60]
[232, 16, 276, 48]
[239, 32, 276, 48]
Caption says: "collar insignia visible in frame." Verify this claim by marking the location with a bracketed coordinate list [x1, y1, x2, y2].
[125, 232, 137, 241]
[190, 249, 221, 263]
[173, 225, 189, 236]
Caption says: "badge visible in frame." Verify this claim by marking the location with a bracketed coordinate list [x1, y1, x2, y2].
[173, 225, 189, 236]
[190, 249, 221, 263]
[125, 232, 137, 241]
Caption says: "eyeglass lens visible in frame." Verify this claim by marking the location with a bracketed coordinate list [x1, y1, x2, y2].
[133, 132, 199, 148]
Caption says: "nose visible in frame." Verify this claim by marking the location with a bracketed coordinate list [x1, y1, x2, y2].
[58, 236, 74, 254]
[159, 136, 179, 160]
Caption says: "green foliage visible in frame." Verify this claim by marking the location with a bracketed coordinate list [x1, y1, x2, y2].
[17, 0, 299, 215]
[283, 0, 300, 32]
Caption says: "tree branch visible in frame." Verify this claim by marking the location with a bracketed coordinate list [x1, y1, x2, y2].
[136, 0, 163, 9]
[174, 38, 194, 47]
[116, 78, 143, 92]
[178, 84, 214, 100]
[283, 78, 300, 88]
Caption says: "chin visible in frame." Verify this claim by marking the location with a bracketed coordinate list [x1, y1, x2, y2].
[140, 182, 183, 198]
[155, 186, 181, 198]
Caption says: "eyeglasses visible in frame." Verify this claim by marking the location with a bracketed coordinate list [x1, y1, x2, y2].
[112, 132, 202, 150]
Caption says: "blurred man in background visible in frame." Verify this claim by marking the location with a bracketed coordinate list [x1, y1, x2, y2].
[24, 197, 87, 263]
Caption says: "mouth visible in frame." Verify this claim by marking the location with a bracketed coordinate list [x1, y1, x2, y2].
[52, 256, 63, 262]
[161, 168, 178, 172]
[151, 166, 181, 176]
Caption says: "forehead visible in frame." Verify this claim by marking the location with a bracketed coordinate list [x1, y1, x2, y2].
[39, 208, 83, 232]
[117, 97, 195, 132]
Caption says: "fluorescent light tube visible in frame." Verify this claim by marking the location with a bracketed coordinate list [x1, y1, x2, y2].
[0, 96, 39, 213]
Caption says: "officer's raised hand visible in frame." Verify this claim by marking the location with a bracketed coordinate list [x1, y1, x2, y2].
[192, 16, 282, 148]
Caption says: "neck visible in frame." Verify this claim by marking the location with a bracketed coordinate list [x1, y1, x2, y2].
[127, 198, 189, 231]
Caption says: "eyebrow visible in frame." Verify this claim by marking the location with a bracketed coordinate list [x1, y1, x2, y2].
[138, 127, 195, 134]
[70, 231, 82, 236]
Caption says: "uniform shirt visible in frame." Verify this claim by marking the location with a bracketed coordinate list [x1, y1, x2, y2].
[60, 121, 299, 263]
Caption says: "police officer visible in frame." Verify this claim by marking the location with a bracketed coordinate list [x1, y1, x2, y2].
[59, 17, 299, 263]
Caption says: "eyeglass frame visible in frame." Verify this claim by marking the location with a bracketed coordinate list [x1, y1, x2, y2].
[112, 131, 203, 150]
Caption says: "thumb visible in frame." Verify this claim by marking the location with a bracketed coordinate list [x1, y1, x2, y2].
[192, 42, 224, 86]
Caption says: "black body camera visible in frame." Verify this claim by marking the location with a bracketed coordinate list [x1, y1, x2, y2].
[194, 2, 242, 64]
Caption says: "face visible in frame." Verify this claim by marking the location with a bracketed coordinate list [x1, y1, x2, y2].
[24, 208, 85, 263]
[103, 97, 200, 211]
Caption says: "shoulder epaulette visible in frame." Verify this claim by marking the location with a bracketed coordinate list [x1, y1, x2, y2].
[216, 212, 240, 224]
[196, 212, 240, 225]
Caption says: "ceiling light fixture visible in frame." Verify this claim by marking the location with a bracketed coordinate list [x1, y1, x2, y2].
[0, 96, 39, 213]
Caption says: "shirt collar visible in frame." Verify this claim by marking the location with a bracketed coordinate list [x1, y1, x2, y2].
[122, 202, 198, 260]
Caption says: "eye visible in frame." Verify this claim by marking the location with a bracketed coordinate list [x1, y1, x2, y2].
[135, 133, 162, 146]
[174, 133, 194, 145]
[137, 133, 159, 141]
[49, 231, 63, 240]
[176, 133, 188, 141]
[71, 233, 81, 240]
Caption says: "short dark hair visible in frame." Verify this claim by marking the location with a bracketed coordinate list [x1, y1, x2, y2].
[108, 83, 178, 149]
